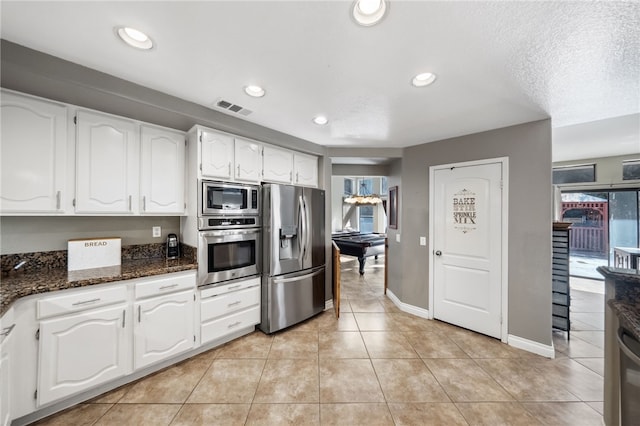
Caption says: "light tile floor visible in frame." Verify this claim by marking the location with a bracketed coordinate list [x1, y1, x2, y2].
[34, 259, 604, 425]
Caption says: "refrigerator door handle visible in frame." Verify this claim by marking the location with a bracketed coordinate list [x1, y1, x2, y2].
[298, 195, 307, 262]
[272, 268, 324, 284]
[303, 195, 311, 261]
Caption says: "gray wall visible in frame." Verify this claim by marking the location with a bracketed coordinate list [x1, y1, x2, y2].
[386, 159, 403, 300]
[394, 120, 553, 346]
[0, 216, 179, 254]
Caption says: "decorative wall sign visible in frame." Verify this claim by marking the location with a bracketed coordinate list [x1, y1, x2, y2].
[452, 188, 477, 233]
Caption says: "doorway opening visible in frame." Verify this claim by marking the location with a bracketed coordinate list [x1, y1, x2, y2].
[561, 189, 640, 279]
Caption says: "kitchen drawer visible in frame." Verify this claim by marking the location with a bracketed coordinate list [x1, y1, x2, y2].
[201, 285, 260, 322]
[200, 276, 260, 299]
[37, 285, 127, 319]
[134, 272, 196, 299]
[201, 305, 260, 345]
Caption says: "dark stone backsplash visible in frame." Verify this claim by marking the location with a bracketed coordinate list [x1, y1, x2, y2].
[1, 242, 196, 275]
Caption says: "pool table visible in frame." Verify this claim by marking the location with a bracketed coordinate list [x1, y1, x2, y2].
[332, 232, 386, 275]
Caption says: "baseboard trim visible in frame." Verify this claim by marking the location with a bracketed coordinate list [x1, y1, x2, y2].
[386, 289, 430, 319]
[324, 299, 334, 311]
[508, 334, 555, 358]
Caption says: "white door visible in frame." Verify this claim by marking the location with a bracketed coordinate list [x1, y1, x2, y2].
[140, 125, 186, 214]
[75, 110, 139, 213]
[38, 304, 128, 405]
[432, 162, 503, 339]
[200, 130, 233, 180]
[134, 290, 194, 370]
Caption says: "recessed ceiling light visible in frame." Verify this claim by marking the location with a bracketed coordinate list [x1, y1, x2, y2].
[244, 85, 266, 98]
[116, 27, 153, 50]
[412, 72, 437, 87]
[352, 0, 388, 26]
[313, 115, 329, 125]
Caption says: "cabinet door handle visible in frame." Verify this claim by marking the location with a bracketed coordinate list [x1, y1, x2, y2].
[56, 191, 61, 210]
[237, 164, 240, 176]
[71, 298, 101, 306]
[0, 324, 15, 338]
[138, 305, 141, 322]
[160, 283, 179, 291]
[122, 310, 126, 328]
[227, 321, 242, 329]
[296, 172, 299, 182]
[228, 284, 241, 290]
[289, 171, 292, 181]
[142, 196, 146, 212]
[228, 300, 242, 307]
[128, 195, 132, 211]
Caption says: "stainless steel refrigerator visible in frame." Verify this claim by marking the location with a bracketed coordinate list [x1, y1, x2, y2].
[259, 184, 325, 334]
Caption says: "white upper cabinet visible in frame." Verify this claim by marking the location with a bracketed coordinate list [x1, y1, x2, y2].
[262, 145, 293, 184]
[140, 125, 186, 214]
[75, 110, 139, 214]
[234, 138, 262, 183]
[293, 153, 319, 187]
[200, 129, 233, 180]
[0, 90, 68, 214]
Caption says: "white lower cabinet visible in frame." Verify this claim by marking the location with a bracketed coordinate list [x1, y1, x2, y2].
[134, 289, 195, 370]
[37, 303, 128, 406]
[200, 277, 260, 345]
[0, 309, 15, 426]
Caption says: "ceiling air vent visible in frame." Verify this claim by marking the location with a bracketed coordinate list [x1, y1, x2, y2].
[215, 99, 253, 116]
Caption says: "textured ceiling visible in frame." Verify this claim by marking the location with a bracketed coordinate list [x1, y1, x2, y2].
[1, 1, 639, 160]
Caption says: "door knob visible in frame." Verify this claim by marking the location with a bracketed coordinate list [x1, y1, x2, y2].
[435, 250, 442, 256]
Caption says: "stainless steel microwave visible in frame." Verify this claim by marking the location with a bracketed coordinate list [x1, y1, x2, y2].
[200, 181, 260, 216]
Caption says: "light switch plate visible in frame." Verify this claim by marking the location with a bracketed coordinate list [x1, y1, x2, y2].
[152, 226, 161, 238]
[420, 236, 427, 246]
[395, 234, 401, 243]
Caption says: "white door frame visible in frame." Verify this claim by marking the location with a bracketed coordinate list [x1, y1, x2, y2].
[428, 156, 509, 342]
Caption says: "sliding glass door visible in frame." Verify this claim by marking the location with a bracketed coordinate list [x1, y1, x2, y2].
[561, 189, 640, 279]
[609, 191, 639, 264]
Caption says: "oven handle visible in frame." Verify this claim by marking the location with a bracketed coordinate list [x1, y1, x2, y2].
[199, 228, 261, 238]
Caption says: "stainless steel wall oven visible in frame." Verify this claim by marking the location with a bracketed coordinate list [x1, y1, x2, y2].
[197, 181, 261, 287]
[197, 227, 261, 287]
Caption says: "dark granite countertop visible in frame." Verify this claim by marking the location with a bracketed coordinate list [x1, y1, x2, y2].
[598, 266, 640, 343]
[0, 257, 197, 316]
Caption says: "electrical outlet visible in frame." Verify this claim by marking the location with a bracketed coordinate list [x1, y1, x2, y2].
[152, 226, 161, 238]
[420, 236, 427, 246]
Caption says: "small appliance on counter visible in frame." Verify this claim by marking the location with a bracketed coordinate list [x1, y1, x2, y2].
[167, 233, 180, 259]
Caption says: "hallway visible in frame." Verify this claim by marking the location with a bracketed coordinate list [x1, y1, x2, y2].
[35, 257, 604, 425]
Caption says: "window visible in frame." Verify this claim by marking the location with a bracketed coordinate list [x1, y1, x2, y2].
[623, 160, 640, 181]
[553, 164, 596, 184]
[344, 178, 354, 195]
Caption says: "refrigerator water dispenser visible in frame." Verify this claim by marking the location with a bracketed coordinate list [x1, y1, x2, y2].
[279, 225, 298, 259]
